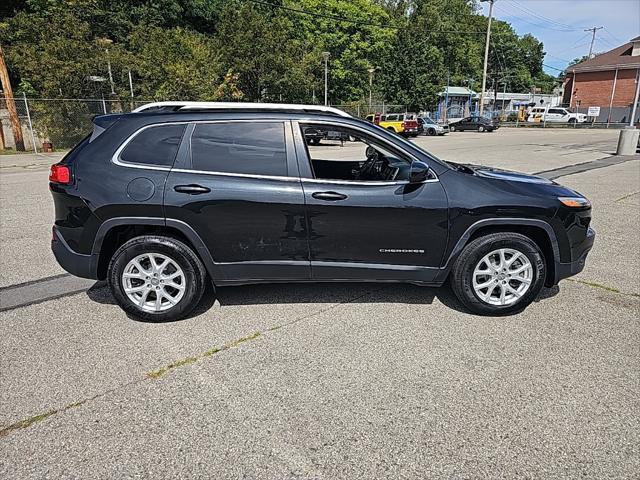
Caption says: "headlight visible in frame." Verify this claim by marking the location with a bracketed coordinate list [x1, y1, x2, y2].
[558, 196, 591, 208]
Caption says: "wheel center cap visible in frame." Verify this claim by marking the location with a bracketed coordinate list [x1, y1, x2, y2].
[497, 273, 507, 281]
[151, 278, 160, 286]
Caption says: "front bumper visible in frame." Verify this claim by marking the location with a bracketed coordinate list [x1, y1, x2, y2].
[552, 227, 595, 285]
[52, 227, 98, 279]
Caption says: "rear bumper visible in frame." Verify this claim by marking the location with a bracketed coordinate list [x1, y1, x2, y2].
[52, 227, 98, 279]
[553, 227, 595, 285]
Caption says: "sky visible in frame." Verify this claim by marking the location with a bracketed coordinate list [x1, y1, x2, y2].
[478, 0, 640, 75]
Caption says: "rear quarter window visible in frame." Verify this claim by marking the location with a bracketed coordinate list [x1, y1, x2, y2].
[190, 122, 287, 176]
[119, 124, 186, 166]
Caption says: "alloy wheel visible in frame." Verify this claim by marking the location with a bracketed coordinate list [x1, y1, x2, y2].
[472, 248, 533, 306]
[122, 253, 186, 312]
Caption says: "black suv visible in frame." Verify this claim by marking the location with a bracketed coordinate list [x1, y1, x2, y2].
[50, 102, 594, 321]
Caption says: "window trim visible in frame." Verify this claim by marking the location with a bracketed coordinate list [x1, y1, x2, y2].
[294, 120, 438, 185]
[112, 122, 188, 171]
[112, 120, 296, 181]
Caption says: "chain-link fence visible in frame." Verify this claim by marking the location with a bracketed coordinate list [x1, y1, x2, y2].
[0, 97, 152, 152]
[1, 97, 637, 153]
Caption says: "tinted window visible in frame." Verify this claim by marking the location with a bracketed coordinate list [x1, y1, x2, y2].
[191, 122, 287, 176]
[120, 124, 186, 166]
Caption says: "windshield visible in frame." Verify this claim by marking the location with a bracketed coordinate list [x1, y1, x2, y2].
[423, 117, 435, 124]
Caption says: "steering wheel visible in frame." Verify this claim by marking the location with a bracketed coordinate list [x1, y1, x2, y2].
[356, 146, 383, 180]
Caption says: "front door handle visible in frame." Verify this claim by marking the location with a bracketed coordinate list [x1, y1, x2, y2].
[312, 191, 348, 201]
[174, 184, 211, 195]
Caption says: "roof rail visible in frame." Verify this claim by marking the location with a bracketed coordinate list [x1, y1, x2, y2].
[132, 101, 351, 117]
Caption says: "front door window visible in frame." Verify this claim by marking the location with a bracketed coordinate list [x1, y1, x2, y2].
[300, 124, 412, 183]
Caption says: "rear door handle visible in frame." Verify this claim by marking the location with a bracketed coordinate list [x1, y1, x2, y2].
[312, 191, 348, 201]
[174, 184, 211, 195]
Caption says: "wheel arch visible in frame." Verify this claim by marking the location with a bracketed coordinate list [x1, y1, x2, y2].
[440, 218, 560, 287]
[92, 217, 221, 283]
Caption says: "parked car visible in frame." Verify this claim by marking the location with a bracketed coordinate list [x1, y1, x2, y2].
[417, 116, 449, 136]
[50, 101, 594, 321]
[449, 116, 499, 132]
[527, 107, 587, 124]
[365, 113, 419, 137]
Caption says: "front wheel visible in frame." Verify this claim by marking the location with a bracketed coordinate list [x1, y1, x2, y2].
[478, 125, 485, 132]
[427, 128, 437, 136]
[108, 235, 207, 322]
[449, 232, 546, 315]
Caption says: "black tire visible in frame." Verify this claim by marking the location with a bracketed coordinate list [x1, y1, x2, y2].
[449, 232, 546, 315]
[311, 138, 321, 145]
[449, 125, 456, 132]
[478, 125, 485, 132]
[568, 118, 577, 124]
[427, 128, 437, 136]
[108, 235, 207, 322]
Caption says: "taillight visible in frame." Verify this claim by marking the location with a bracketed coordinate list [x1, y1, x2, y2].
[49, 164, 71, 184]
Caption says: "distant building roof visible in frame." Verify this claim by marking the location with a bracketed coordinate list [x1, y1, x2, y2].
[567, 37, 640, 73]
[440, 86, 477, 97]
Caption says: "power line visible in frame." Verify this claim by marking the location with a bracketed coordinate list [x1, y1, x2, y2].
[542, 63, 565, 72]
[493, 3, 578, 32]
[603, 27, 623, 45]
[504, 0, 584, 31]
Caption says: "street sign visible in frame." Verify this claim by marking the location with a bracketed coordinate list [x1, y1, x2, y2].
[587, 106, 600, 117]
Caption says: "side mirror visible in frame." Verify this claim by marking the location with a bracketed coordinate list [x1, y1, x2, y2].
[409, 160, 430, 184]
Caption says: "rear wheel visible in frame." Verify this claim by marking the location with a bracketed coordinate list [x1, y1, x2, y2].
[568, 118, 577, 124]
[449, 125, 456, 132]
[108, 235, 207, 322]
[387, 126, 397, 133]
[450, 232, 546, 315]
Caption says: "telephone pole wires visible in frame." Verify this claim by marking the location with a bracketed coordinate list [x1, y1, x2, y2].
[585, 26, 603, 58]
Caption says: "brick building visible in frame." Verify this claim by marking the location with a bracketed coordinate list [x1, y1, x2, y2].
[563, 36, 640, 123]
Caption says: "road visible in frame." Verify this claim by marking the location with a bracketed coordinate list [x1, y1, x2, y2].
[0, 128, 638, 478]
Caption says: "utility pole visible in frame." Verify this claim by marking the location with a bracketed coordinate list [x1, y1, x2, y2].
[585, 26, 603, 58]
[0, 45, 25, 151]
[368, 67, 376, 109]
[479, 0, 495, 116]
[322, 52, 330, 106]
[629, 68, 640, 127]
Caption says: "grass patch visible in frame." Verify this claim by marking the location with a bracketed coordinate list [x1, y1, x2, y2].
[146, 331, 263, 379]
[569, 278, 621, 293]
[615, 191, 639, 203]
[0, 400, 86, 437]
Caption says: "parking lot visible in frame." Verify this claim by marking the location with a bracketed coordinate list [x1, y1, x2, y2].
[1, 128, 639, 478]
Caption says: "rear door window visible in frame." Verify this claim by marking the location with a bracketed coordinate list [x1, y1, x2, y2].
[120, 124, 186, 166]
[190, 122, 287, 176]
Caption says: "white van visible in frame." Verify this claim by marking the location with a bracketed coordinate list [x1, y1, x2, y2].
[527, 106, 587, 124]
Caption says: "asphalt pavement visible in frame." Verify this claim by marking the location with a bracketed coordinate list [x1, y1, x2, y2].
[0, 128, 638, 479]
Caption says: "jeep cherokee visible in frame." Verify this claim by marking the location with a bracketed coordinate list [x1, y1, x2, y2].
[50, 102, 595, 321]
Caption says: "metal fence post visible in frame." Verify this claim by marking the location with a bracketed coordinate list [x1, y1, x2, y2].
[23, 93, 37, 154]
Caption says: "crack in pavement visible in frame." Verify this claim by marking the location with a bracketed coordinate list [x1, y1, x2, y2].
[534, 154, 639, 180]
[0, 288, 380, 438]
